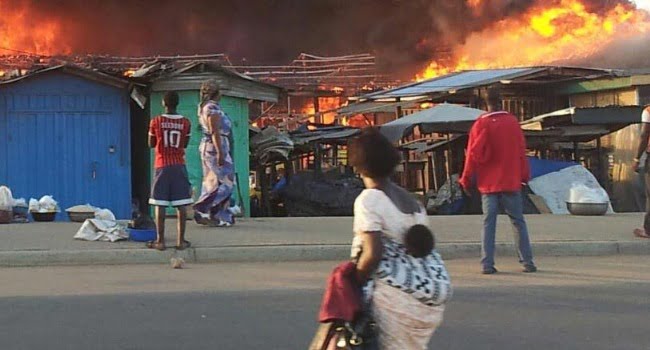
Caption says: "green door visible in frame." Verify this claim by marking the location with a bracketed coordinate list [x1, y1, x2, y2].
[150, 92, 250, 216]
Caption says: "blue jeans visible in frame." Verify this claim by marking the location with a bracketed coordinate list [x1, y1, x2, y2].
[481, 191, 535, 269]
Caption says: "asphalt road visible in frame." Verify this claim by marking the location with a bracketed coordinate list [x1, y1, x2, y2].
[0, 255, 648, 350]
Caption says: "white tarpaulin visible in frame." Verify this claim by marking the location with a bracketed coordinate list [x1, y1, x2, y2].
[528, 165, 614, 215]
[74, 219, 128, 242]
[73, 207, 127, 242]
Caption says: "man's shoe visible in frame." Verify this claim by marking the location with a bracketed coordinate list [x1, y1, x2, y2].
[482, 267, 498, 275]
[523, 265, 538, 273]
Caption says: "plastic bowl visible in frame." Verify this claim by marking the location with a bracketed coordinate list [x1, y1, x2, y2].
[566, 202, 608, 216]
[31, 212, 57, 222]
[67, 211, 95, 223]
[12, 206, 28, 217]
[0, 210, 12, 224]
[127, 228, 157, 242]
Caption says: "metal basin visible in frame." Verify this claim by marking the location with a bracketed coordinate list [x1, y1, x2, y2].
[566, 202, 608, 216]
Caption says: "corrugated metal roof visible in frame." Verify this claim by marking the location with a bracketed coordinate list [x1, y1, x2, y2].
[150, 62, 282, 102]
[363, 67, 546, 100]
[0, 64, 130, 89]
[522, 106, 643, 128]
[291, 127, 360, 145]
[336, 99, 425, 116]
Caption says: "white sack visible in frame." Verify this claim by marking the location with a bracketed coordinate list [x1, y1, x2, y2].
[74, 219, 128, 242]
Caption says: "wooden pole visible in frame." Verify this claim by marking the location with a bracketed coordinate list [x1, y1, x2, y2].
[403, 149, 410, 190]
[596, 137, 603, 184]
[313, 96, 321, 124]
[333, 144, 339, 167]
[259, 164, 271, 217]
[395, 97, 403, 119]
[431, 153, 439, 191]
[314, 143, 322, 175]
[287, 95, 292, 115]
[446, 133, 454, 199]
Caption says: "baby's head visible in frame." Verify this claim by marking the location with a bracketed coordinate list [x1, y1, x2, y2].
[404, 224, 435, 258]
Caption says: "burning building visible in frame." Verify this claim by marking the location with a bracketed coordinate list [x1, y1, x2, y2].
[415, 0, 650, 80]
[2, 0, 650, 217]
[229, 53, 400, 130]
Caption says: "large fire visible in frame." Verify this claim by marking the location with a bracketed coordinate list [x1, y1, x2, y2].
[0, 1, 68, 55]
[417, 0, 650, 80]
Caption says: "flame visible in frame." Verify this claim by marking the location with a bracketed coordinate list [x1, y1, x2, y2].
[467, 0, 482, 9]
[417, 0, 650, 80]
[297, 97, 345, 124]
[0, 1, 69, 55]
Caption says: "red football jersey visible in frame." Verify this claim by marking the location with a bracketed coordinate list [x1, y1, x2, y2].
[149, 114, 191, 169]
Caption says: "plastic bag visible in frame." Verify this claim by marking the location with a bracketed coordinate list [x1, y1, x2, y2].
[0, 186, 13, 210]
[94, 209, 116, 221]
[29, 195, 60, 212]
[29, 198, 40, 212]
[38, 195, 59, 212]
[568, 184, 610, 204]
[66, 204, 96, 213]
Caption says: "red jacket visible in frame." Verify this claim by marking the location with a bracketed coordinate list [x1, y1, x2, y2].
[318, 262, 362, 323]
[459, 111, 530, 194]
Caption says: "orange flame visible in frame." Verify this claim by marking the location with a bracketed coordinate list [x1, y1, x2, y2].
[417, 0, 650, 80]
[467, 0, 482, 9]
[0, 1, 69, 55]
[298, 97, 345, 124]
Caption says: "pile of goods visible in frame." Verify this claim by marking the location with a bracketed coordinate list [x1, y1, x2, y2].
[28, 196, 60, 222]
[0, 186, 28, 224]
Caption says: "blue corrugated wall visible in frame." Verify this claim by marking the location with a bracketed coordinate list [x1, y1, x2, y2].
[0, 72, 132, 219]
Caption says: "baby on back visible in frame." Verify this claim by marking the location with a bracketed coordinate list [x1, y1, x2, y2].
[404, 224, 435, 258]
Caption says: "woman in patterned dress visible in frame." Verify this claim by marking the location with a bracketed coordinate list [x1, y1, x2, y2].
[193, 79, 236, 227]
[349, 128, 446, 349]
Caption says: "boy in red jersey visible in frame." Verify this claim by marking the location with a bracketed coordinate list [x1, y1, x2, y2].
[147, 91, 192, 251]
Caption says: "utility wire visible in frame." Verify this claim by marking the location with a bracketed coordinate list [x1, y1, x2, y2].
[0, 46, 43, 56]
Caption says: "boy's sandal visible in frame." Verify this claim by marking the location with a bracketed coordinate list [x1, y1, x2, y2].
[175, 240, 192, 251]
[145, 241, 166, 251]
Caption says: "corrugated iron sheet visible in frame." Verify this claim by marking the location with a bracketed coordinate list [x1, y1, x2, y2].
[363, 67, 546, 100]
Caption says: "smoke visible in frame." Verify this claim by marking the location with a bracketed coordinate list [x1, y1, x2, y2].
[570, 35, 650, 68]
[1, 0, 647, 77]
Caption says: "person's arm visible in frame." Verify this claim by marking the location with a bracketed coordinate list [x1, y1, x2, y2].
[353, 191, 384, 282]
[148, 119, 157, 148]
[356, 231, 383, 282]
[520, 128, 531, 184]
[208, 113, 224, 166]
[634, 111, 650, 172]
[182, 119, 191, 149]
[459, 120, 488, 192]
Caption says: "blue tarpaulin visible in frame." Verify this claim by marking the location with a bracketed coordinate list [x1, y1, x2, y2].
[527, 157, 577, 179]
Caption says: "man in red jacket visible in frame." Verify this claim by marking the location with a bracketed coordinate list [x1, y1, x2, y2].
[459, 87, 536, 274]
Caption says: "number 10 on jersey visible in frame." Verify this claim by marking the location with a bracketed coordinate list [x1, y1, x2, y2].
[163, 130, 182, 148]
